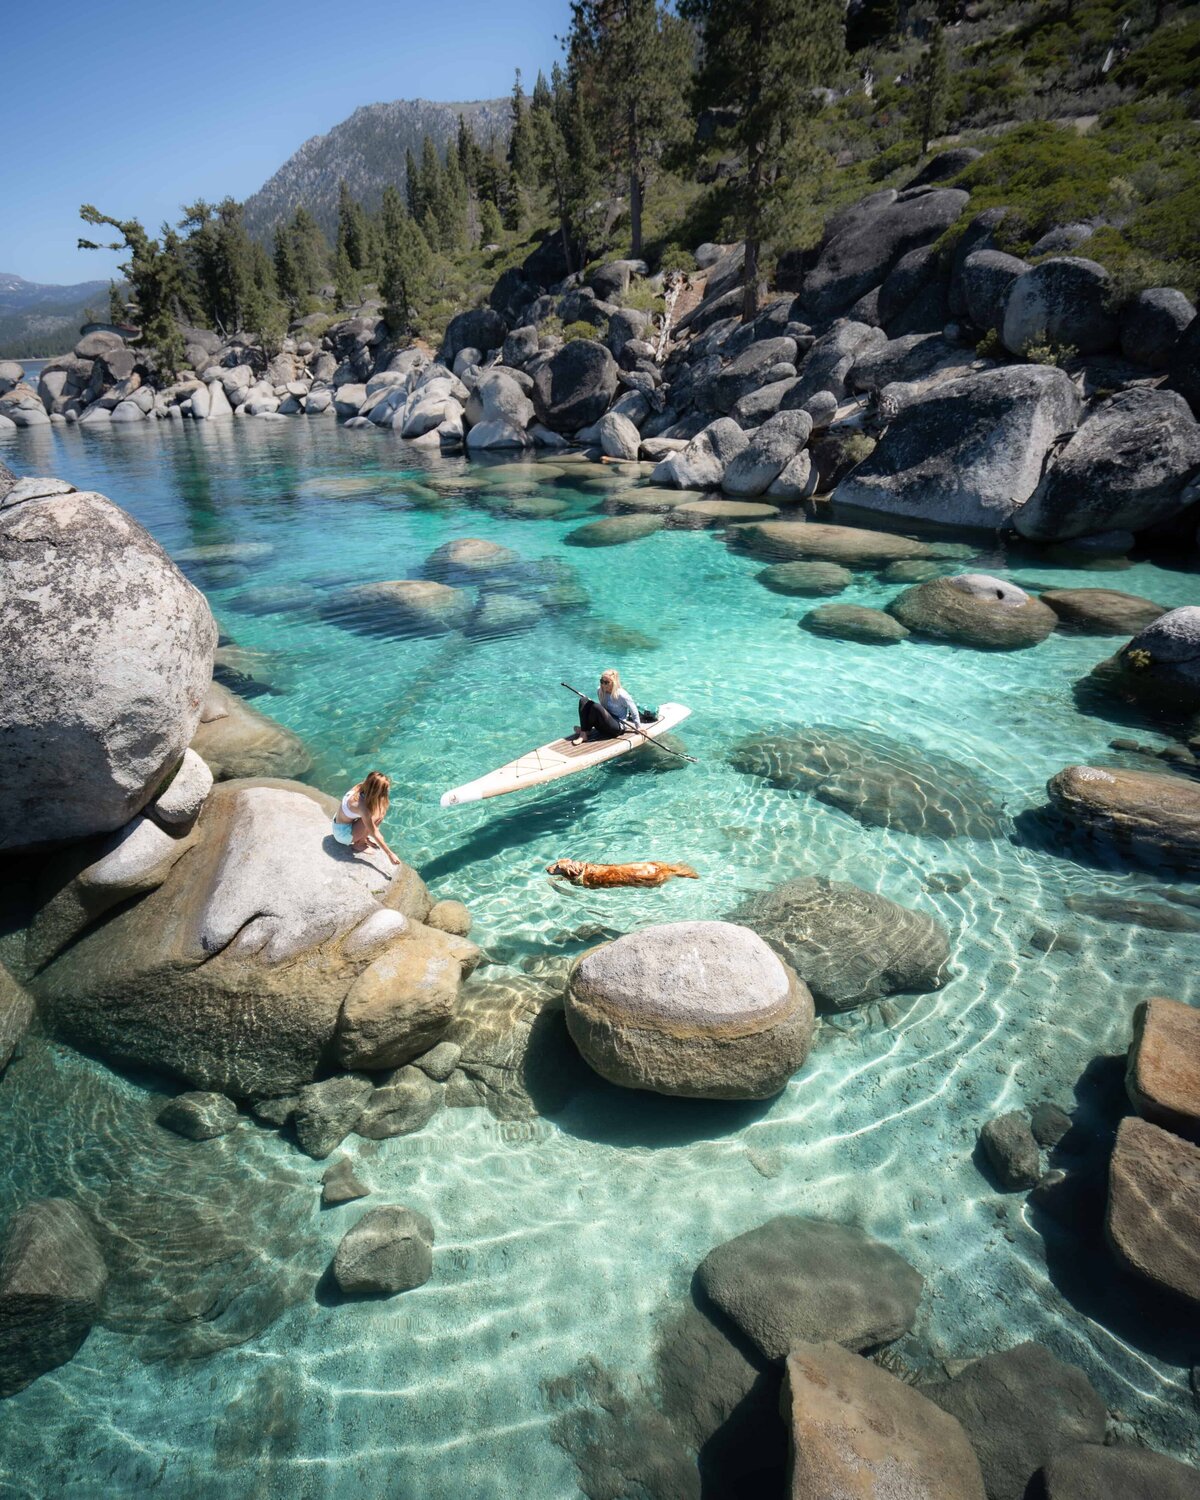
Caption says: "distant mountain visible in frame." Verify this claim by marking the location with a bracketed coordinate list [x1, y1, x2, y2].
[0, 273, 111, 359]
[242, 97, 511, 241]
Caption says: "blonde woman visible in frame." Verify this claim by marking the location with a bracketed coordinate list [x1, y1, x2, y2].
[332, 770, 401, 864]
[569, 668, 641, 744]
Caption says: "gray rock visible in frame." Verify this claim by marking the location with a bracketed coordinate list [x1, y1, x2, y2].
[533, 340, 619, 433]
[1167, 312, 1200, 416]
[835, 365, 1082, 530]
[606, 307, 649, 359]
[355, 1066, 440, 1139]
[0, 487, 216, 852]
[785, 1343, 986, 1500]
[151, 747, 213, 827]
[1031, 1101, 1073, 1148]
[1093, 605, 1200, 716]
[0, 1199, 107, 1398]
[1042, 1443, 1200, 1500]
[502, 324, 540, 368]
[596, 410, 641, 460]
[413, 1041, 462, 1081]
[722, 410, 812, 497]
[294, 1077, 374, 1159]
[698, 1216, 923, 1361]
[731, 875, 950, 1011]
[883, 558, 943, 583]
[906, 148, 981, 186]
[783, 320, 886, 410]
[1002, 257, 1118, 357]
[0, 360, 26, 394]
[877, 244, 948, 337]
[251, 1094, 298, 1127]
[766, 450, 818, 500]
[1, 964, 34, 1074]
[1119, 288, 1196, 369]
[331, 1205, 433, 1295]
[962, 249, 1030, 335]
[926, 1343, 1106, 1500]
[801, 189, 970, 321]
[891, 574, 1058, 651]
[565, 513, 665, 547]
[729, 377, 799, 426]
[803, 603, 911, 644]
[1016, 387, 1200, 541]
[651, 417, 748, 490]
[440, 307, 506, 365]
[157, 1090, 238, 1140]
[1038, 587, 1165, 635]
[849, 332, 979, 395]
[980, 1111, 1041, 1190]
[756, 560, 852, 596]
[1047, 762, 1200, 869]
[1030, 223, 1094, 257]
[321, 1156, 371, 1206]
[709, 338, 798, 412]
[565, 921, 815, 1100]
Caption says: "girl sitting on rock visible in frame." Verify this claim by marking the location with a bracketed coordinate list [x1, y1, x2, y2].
[332, 770, 401, 864]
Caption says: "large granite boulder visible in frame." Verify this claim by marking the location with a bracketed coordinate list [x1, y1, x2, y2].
[1166, 312, 1200, 416]
[1015, 388, 1200, 540]
[732, 725, 1003, 839]
[1046, 764, 1200, 870]
[464, 369, 534, 450]
[890, 575, 1058, 650]
[731, 876, 950, 1011]
[925, 1343, 1106, 1500]
[424, 537, 521, 584]
[0, 964, 34, 1074]
[848, 332, 979, 396]
[802, 603, 911, 644]
[800, 188, 970, 321]
[651, 417, 749, 490]
[0, 482, 216, 851]
[1126, 996, 1200, 1142]
[709, 338, 798, 412]
[1037, 588, 1165, 635]
[0, 1199, 108, 1398]
[319, 579, 472, 638]
[697, 1217, 922, 1361]
[24, 781, 473, 1098]
[783, 1343, 986, 1500]
[331, 1205, 433, 1295]
[1092, 606, 1200, 717]
[782, 321, 886, 410]
[757, 561, 852, 596]
[834, 366, 1082, 530]
[961, 249, 1030, 335]
[1119, 288, 1195, 369]
[190, 682, 313, 781]
[565, 921, 815, 1100]
[737, 520, 938, 567]
[439, 307, 506, 365]
[876, 243, 948, 337]
[533, 340, 619, 433]
[1107, 1115, 1200, 1305]
[1042, 1443, 1200, 1500]
[722, 411, 812, 498]
[1001, 257, 1118, 356]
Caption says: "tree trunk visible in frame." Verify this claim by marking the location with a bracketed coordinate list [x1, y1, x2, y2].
[741, 237, 760, 324]
[630, 170, 643, 260]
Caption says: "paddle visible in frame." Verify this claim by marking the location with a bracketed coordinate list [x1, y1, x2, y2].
[560, 682, 698, 764]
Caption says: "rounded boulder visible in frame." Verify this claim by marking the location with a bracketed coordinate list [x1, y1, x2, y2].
[565, 920, 815, 1099]
[0, 484, 216, 851]
[890, 574, 1057, 650]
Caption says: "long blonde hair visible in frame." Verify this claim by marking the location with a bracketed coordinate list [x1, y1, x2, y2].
[600, 668, 620, 693]
[358, 770, 391, 822]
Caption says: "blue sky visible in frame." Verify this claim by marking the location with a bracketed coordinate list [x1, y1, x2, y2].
[2, 0, 568, 285]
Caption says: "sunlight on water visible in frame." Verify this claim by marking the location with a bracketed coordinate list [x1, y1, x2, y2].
[1, 418, 1198, 1497]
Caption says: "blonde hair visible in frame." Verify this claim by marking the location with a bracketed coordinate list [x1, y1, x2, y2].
[599, 668, 620, 690]
[359, 770, 391, 822]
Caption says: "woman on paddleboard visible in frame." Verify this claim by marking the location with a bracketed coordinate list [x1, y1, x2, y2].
[569, 669, 641, 744]
[332, 770, 402, 864]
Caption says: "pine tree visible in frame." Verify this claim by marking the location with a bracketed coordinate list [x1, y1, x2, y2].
[567, 0, 694, 258]
[439, 147, 469, 251]
[377, 184, 430, 336]
[914, 21, 950, 153]
[274, 224, 302, 308]
[78, 206, 186, 373]
[289, 205, 329, 295]
[108, 281, 127, 323]
[508, 70, 536, 186]
[336, 180, 371, 272]
[479, 197, 504, 243]
[404, 146, 423, 219]
[681, 0, 846, 321]
[334, 245, 360, 309]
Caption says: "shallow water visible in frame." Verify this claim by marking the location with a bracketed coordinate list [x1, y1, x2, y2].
[2, 417, 1199, 1497]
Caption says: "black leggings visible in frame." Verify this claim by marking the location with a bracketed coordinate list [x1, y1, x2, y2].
[578, 697, 623, 739]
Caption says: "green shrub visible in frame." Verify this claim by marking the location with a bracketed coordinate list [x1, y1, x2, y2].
[563, 320, 605, 342]
[658, 243, 697, 276]
[622, 281, 666, 315]
[1020, 335, 1077, 368]
[975, 327, 1004, 359]
[842, 432, 877, 465]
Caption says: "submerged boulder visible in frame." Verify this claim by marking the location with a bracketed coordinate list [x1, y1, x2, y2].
[1016, 388, 1200, 541]
[738, 520, 935, 567]
[783, 1343, 986, 1500]
[157, 1091, 239, 1140]
[801, 603, 910, 644]
[730, 725, 1003, 840]
[979, 1111, 1041, 1190]
[319, 579, 471, 638]
[1042, 1443, 1200, 1499]
[424, 537, 520, 583]
[1046, 764, 1200, 870]
[0, 483, 216, 852]
[756, 561, 852, 597]
[731, 876, 950, 1012]
[26, 781, 472, 1098]
[890, 575, 1058, 650]
[926, 1344, 1106, 1500]
[698, 1216, 922, 1361]
[0, 1199, 108, 1399]
[1126, 996, 1200, 1143]
[331, 1205, 433, 1295]
[190, 682, 313, 781]
[1038, 588, 1165, 635]
[0, 965, 34, 1074]
[1091, 606, 1200, 718]
[565, 513, 665, 547]
[565, 921, 815, 1100]
[834, 366, 1082, 530]
[1107, 1115, 1200, 1306]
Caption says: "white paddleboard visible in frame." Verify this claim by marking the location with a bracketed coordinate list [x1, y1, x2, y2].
[440, 702, 692, 807]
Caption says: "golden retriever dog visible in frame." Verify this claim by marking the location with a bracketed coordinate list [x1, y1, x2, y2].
[545, 859, 699, 889]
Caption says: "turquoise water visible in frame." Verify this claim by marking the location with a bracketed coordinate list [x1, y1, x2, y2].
[2, 417, 1199, 1496]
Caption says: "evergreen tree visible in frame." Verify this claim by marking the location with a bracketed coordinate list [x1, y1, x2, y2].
[681, 0, 846, 320]
[567, 0, 694, 257]
[78, 206, 186, 372]
[914, 21, 950, 153]
[439, 146, 469, 251]
[377, 184, 430, 336]
[404, 146, 423, 219]
[508, 70, 536, 186]
[177, 198, 265, 333]
[289, 205, 329, 295]
[107, 281, 127, 323]
[529, 63, 603, 274]
[846, 0, 898, 51]
[479, 197, 504, 243]
[336, 180, 371, 272]
[334, 245, 360, 309]
[274, 223, 302, 308]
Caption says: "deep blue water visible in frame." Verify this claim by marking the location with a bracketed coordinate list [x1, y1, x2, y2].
[1, 416, 1198, 1497]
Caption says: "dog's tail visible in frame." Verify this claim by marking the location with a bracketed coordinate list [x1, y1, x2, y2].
[661, 863, 699, 879]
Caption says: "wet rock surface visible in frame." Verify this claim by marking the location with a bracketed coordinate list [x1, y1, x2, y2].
[1107, 1115, 1200, 1306]
[1042, 1442, 1200, 1499]
[801, 602, 910, 643]
[979, 1111, 1042, 1190]
[1046, 765, 1200, 870]
[890, 574, 1058, 650]
[156, 1091, 239, 1141]
[1126, 996, 1200, 1142]
[1038, 587, 1165, 635]
[756, 560, 853, 596]
[331, 1205, 434, 1296]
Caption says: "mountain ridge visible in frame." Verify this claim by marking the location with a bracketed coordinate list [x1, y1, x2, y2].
[242, 95, 511, 241]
